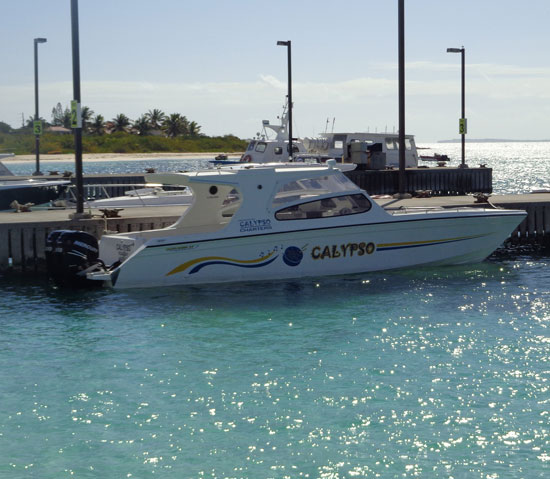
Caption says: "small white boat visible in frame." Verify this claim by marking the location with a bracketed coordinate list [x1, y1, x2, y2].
[0, 178, 71, 210]
[64, 184, 193, 208]
[46, 160, 526, 289]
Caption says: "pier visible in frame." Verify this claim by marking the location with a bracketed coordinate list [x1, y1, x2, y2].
[1, 166, 493, 199]
[0, 192, 548, 273]
[345, 166, 492, 196]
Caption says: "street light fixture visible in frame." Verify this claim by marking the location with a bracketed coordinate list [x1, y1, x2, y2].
[447, 46, 467, 168]
[277, 40, 293, 159]
[33, 37, 47, 176]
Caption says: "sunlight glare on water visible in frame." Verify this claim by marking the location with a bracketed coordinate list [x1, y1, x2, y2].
[1, 143, 550, 477]
[1, 257, 550, 478]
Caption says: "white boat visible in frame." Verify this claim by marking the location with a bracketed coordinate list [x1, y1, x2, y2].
[63, 184, 193, 208]
[303, 132, 420, 168]
[0, 178, 71, 210]
[212, 99, 310, 165]
[46, 160, 526, 289]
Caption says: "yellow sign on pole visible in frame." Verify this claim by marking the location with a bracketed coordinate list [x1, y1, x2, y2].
[71, 100, 82, 128]
[33, 120, 43, 135]
[459, 118, 467, 135]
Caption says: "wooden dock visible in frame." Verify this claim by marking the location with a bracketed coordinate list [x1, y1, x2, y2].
[0, 193, 548, 273]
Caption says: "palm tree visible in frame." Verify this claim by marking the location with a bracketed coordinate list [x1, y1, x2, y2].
[112, 113, 131, 132]
[25, 116, 47, 130]
[90, 114, 105, 135]
[51, 102, 65, 126]
[145, 109, 165, 130]
[133, 115, 151, 136]
[188, 121, 201, 137]
[81, 106, 94, 132]
[61, 107, 72, 128]
[162, 113, 186, 138]
[180, 115, 190, 136]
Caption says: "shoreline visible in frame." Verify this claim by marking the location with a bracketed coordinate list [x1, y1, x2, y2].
[3, 152, 243, 163]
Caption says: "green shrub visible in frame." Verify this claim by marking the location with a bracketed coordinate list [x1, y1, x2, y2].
[0, 132, 247, 155]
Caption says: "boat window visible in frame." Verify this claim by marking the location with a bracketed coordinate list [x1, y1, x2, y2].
[386, 138, 413, 150]
[272, 173, 360, 208]
[334, 140, 343, 149]
[275, 194, 371, 220]
[220, 188, 241, 217]
[274, 147, 283, 155]
[255, 142, 267, 153]
[247, 141, 256, 151]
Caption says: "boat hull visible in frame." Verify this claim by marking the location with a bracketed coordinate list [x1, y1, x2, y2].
[98, 212, 524, 289]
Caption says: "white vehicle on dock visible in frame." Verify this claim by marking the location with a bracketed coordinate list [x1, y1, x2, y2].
[46, 160, 525, 289]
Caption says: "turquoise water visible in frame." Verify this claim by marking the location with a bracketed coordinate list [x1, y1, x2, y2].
[1, 143, 550, 477]
[1, 260, 550, 478]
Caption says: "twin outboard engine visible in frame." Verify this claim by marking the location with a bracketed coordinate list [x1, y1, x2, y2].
[45, 230, 102, 287]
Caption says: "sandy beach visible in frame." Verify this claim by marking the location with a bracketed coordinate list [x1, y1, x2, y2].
[3, 152, 242, 163]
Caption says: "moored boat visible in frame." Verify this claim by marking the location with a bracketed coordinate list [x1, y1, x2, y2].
[303, 132, 420, 168]
[0, 179, 71, 210]
[212, 99, 310, 166]
[46, 160, 526, 289]
[62, 183, 193, 208]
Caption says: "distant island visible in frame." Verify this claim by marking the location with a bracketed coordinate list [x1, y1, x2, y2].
[438, 138, 550, 143]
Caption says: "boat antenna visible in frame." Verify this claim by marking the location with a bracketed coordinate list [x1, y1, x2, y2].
[324, 117, 329, 133]
[331, 117, 335, 133]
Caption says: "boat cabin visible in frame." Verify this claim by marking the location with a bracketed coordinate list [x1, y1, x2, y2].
[303, 132, 419, 168]
[241, 139, 306, 163]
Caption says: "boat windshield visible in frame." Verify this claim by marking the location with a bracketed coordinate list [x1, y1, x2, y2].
[275, 194, 371, 220]
[272, 173, 359, 207]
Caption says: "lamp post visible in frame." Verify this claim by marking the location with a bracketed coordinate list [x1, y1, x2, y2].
[397, 0, 406, 195]
[33, 37, 47, 176]
[447, 46, 467, 168]
[277, 40, 292, 159]
[71, 0, 85, 216]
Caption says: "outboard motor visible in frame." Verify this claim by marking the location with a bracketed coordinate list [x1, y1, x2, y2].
[46, 230, 102, 287]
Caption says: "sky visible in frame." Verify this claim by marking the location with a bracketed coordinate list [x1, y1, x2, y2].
[1, 0, 550, 142]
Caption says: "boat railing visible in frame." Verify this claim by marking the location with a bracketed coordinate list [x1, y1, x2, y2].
[61, 183, 186, 208]
[388, 205, 495, 215]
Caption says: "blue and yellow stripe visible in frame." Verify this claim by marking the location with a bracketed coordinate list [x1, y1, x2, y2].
[377, 233, 488, 251]
[166, 251, 278, 276]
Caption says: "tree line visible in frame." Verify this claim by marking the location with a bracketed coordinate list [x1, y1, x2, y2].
[23, 103, 203, 138]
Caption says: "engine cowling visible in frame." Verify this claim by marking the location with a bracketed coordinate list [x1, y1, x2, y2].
[45, 230, 102, 287]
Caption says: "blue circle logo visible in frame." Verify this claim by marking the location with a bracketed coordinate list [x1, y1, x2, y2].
[283, 246, 303, 267]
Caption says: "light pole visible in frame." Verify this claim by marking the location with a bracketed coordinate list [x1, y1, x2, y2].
[447, 46, 467, 168]
[33, 37, 47, 176]
[277, 40, 292, 159]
